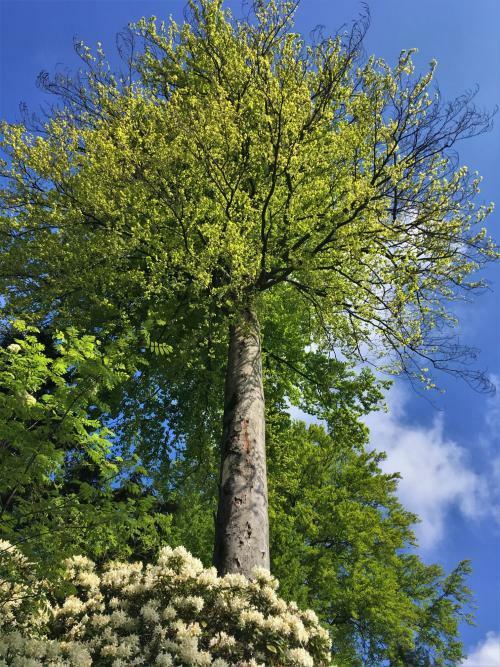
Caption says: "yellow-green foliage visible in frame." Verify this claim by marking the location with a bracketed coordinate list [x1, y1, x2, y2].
[0, 0, 496, 386]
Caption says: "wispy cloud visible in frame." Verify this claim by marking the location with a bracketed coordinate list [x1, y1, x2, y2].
[364, 383, 500, 550]
[462, 631, 500, 666]
[483, 375, 500, 445]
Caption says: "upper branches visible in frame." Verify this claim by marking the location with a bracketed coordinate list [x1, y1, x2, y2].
[0, 0, 497, 390]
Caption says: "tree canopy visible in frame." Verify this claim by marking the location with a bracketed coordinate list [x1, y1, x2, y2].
[0, 0, 495, 386]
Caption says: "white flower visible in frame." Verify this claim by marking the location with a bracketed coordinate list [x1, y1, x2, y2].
[287, 647, 314, 666]
[7, 343, 21, 353]
[1, 542, 332, 666]
[219, 573, 247, 588]
[286, 615, 309, 643]
[263, 616, 289, 635]
[197, 567, 218, 587]
[162, 605, 177, 621]
[75, 571, 100, 589]
[240, 609, 265, 627]
[172, 595, 204, 613]
[175, 637, 203, 664]
[23, 392, 37, 407]
[209, 632, 236, 649]
[60, 596, 84, 615]
[109, 609, 135, 630]
[66, 554, 96, 574]
[273, 598, 288, 614]
[251, 566, 278, 590]
[173, 620, 202, 639]
[90, 613, 110, 628]
[302, 609, 319, 624]
[141, 600, 160, 624]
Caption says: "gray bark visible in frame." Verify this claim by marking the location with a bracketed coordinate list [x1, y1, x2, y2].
[213, 306, 270, 577]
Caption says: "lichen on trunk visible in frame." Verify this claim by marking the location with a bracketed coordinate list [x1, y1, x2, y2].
[213, 306, 269, 577]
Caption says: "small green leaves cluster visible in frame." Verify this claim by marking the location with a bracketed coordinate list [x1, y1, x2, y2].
[0, 322, 120, 504]
[0, 323, 173, 581]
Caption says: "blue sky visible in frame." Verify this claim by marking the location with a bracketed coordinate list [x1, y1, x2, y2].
[1, 0, 499, 663]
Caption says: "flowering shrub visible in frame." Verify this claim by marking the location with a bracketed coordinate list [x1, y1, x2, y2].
[0, 540, 49, 635]
[0, 544, 332, 666]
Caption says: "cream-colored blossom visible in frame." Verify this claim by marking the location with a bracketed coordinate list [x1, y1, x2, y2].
[209, 631, 236, 649]
[1, 541, 332, 666]
[302, 609, 319, 624]
[287, 647, 314, 666]
[172, 594, 204, 613]
[60, 596, 84, 615]
[162, 605, 177, 621]
[23, 392, 37, 407]
[240, 608, 266, 627]
[140, 600, 161, 624]
[251, 566, 279, 590]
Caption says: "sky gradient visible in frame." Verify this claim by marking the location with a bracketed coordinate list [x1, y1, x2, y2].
[1, 1, 499, 663]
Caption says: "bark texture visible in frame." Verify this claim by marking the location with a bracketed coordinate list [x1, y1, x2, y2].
[214, 306, 269, 577]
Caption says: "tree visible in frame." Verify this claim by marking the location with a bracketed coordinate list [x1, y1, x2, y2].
[0, 0, 496, 576]
[265, 416, 473, 666]
[0, 322, 173, 581]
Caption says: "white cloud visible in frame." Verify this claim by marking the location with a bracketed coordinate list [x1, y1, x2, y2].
[289, 378, 500, 550]
[462, 632, 500, 666]
[364, 384, 497, 551]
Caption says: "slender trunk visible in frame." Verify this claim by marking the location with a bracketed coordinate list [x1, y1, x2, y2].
[213, 305, 270, 577]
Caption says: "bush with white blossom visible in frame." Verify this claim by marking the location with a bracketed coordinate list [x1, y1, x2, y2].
[0, 543, 333, 666]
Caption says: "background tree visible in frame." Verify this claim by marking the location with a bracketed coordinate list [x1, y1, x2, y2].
[265, 413, 474, 667]
[0, 322, 173, 582]
[0, 0, 496, 577]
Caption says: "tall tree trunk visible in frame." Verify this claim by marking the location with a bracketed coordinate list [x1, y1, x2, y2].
[213, 305, 270, 577]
